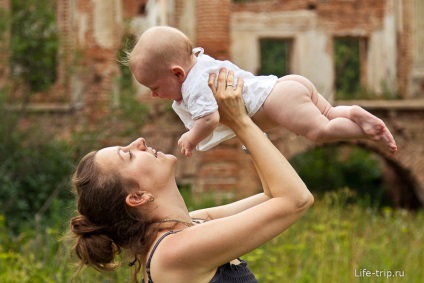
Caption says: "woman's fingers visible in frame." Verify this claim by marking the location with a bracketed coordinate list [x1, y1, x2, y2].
[208, 73, 217, 94]
[235, 77, 244, 94]
[226, 70, 234, 89]
[209, 68, 229, 97]
[217, 68, 227, 94]
[210, 68, 245, 104]
[207, 68, 247, 127]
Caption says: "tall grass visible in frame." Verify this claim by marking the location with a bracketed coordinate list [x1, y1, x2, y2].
[245, 189, 424, 283]
[1, 190, 422, 282]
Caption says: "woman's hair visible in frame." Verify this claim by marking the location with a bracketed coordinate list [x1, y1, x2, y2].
[69, 151, 159, 281]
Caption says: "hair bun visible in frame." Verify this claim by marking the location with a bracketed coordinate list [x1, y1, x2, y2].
[71, 214, 107, 236]
[71, 214, 119, 268]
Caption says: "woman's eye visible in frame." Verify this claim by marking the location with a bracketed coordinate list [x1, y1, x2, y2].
[121, 149, 133, 160]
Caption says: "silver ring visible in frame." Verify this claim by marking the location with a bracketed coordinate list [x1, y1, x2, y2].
[226, 83, 233, 87]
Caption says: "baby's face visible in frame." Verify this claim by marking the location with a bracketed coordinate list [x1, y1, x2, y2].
[135, 69, 183, 102]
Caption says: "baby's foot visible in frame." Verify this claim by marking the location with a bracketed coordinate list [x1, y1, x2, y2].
[351, 105, 397, 153]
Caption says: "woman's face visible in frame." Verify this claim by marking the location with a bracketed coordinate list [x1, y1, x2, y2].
[95, 138, 177, 189]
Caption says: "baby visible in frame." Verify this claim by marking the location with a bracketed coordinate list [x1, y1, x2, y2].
[129, 26, 397, 157]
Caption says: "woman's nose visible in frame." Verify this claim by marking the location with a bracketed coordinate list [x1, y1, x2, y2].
[127, 138, 146, 150]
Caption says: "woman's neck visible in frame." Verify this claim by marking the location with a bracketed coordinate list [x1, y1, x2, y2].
[154, 184, 191, 222]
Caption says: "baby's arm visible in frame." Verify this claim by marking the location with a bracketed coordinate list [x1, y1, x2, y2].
[178, 110, 220, 157]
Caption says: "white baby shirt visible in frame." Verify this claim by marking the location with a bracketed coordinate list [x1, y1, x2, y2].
[172, 48, 278, 151]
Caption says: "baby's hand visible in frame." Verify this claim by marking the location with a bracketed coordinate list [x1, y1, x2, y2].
[178, 132, 196, 157]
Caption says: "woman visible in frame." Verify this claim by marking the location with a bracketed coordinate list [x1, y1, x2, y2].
[70, 68, 314, 282]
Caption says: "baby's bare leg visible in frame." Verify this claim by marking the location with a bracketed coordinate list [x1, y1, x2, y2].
[262, 76, 364, 141]
[348, 105, 397, 152]
[260, 75, 397, 152]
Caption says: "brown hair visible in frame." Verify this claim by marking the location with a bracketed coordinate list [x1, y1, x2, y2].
[69, 151, 159, 282]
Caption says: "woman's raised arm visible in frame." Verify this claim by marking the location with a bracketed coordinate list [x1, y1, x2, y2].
[210, 69, 312, 204]
[169, 68, 314, 273]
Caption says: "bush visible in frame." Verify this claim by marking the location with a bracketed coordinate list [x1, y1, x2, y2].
[290, 145, 391, 207]
[0, 106, 74, 232]
[10, 0, 58, 92]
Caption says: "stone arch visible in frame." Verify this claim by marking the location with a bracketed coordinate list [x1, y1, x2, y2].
[274, 133, 423, 209]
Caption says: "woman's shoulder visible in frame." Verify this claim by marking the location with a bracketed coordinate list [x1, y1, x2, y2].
[147, 229, 216, 282]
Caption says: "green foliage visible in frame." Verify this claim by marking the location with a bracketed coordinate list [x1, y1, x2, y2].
[67, 34, 148, 149]
[259, 39, 291, 77]
[10, 0, 58, 92]
[290, 146, 391, 207]
[0, 30, 149, 233]
[0, 99, 74, 232]
[108, 34, 149, 137]
[334, 38, 361, 99]
[0, 214, 129, 283]
[334, 38, 400, 100]
[0, 134, 74, 231]
[115, 82, 149, 133]
[0, 7, 9, 37]
[0, 193, 423, 282]
[244, 190, 424, 282]
[116, 34, 137, 91]
[180, 185, 232, 212]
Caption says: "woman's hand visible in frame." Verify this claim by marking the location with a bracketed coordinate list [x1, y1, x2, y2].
[208, 68, 246, 128]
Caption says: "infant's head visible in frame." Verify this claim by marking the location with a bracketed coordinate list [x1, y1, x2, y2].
[129, 26, 193, 87]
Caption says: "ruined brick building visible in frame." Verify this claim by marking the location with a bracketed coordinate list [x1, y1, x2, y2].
[0, 0, 423, 207]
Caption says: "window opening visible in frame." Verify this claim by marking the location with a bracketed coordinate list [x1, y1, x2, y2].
[334, 37, 367, 99]
[259, 38, 292, 77]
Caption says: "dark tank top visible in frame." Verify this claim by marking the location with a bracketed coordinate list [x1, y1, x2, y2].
[143, 231, 258, 283]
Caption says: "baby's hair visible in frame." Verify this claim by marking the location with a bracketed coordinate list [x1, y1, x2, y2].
[129, 26, 194, 76]
[118, 35, 137, 67]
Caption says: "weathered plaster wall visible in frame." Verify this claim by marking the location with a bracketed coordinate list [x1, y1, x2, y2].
[410, 0, 424, 98]
[366, 0, 397, 96]
[231, 0, 400, 99]
[2, 0, 423, 207]
[231, 10, 334, 99]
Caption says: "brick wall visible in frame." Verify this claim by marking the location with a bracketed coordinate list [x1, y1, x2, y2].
[122, 0, 148, 18]
[68, 0, 122, 125]
[316, 0, 385, 32]
[396, 0, 412, 99]
[233, 0, 311, 12]
[2, 0, 422, 206]
[195, 0, 231, 60]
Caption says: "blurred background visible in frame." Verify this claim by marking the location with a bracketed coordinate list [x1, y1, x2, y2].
[0, 0, 423, 282]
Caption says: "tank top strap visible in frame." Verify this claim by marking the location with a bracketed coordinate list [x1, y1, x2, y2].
[145, 230, 180, 283]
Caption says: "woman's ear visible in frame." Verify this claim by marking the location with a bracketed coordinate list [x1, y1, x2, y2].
[125, 191, 153, 207]
[171, 66, 186, 82]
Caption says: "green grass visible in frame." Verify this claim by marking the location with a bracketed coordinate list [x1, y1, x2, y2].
[245, 190, 424, 283]
[1, 191, 423, 282]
